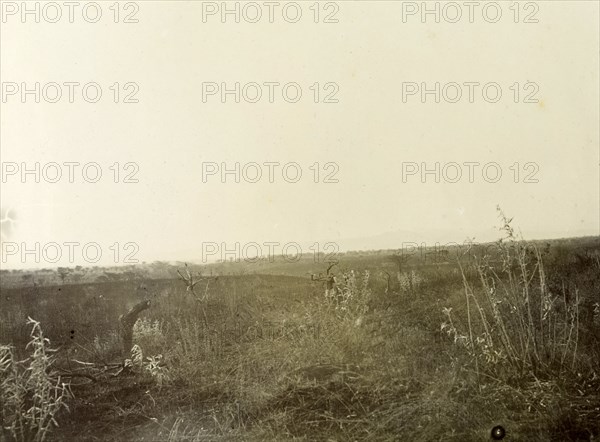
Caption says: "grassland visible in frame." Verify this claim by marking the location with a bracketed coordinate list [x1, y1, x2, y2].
[1, 233, 599, 441]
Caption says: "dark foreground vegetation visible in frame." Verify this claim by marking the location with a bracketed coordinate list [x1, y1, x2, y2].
[1, 224, 599, 441]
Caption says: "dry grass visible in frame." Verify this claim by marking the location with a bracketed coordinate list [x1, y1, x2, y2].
[1, 228, 599, 441]
[0, 318, 71, 442]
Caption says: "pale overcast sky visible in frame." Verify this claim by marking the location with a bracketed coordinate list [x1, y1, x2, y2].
[1, 1, 598, 268]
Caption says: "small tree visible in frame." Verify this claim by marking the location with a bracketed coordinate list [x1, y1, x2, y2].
[389, 250, 410, 274]
[310, 260, 339, 301]
[177, 263, 218, 327]
[57, 267, 72, 284]
[381, 270, 393, 295]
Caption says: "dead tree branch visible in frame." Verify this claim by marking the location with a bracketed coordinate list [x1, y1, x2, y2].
[119, 299, 151, 357]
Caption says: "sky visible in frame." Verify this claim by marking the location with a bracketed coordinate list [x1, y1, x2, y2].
[0, 1, 599, 269]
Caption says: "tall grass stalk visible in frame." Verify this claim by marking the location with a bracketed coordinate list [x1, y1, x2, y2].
[443, 210, 583, 381]
[0, 318, 71, 442]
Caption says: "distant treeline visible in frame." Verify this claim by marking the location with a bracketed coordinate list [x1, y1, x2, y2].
[2, 236, 598, 289]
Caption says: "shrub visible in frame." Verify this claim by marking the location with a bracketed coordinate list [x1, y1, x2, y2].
[328, 270, 372, 323]
[124, 344, 170, 389]
[0, 318, 71, 442]
[397, 270, 424, 295]
[133, 317, 167, 355]
[442, 209, 593, 382]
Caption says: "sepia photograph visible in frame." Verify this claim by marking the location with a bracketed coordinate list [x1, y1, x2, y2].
[0, 1, 599, 440]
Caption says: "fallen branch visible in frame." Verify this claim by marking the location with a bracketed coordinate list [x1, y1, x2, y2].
[56, 368, 98, 383]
